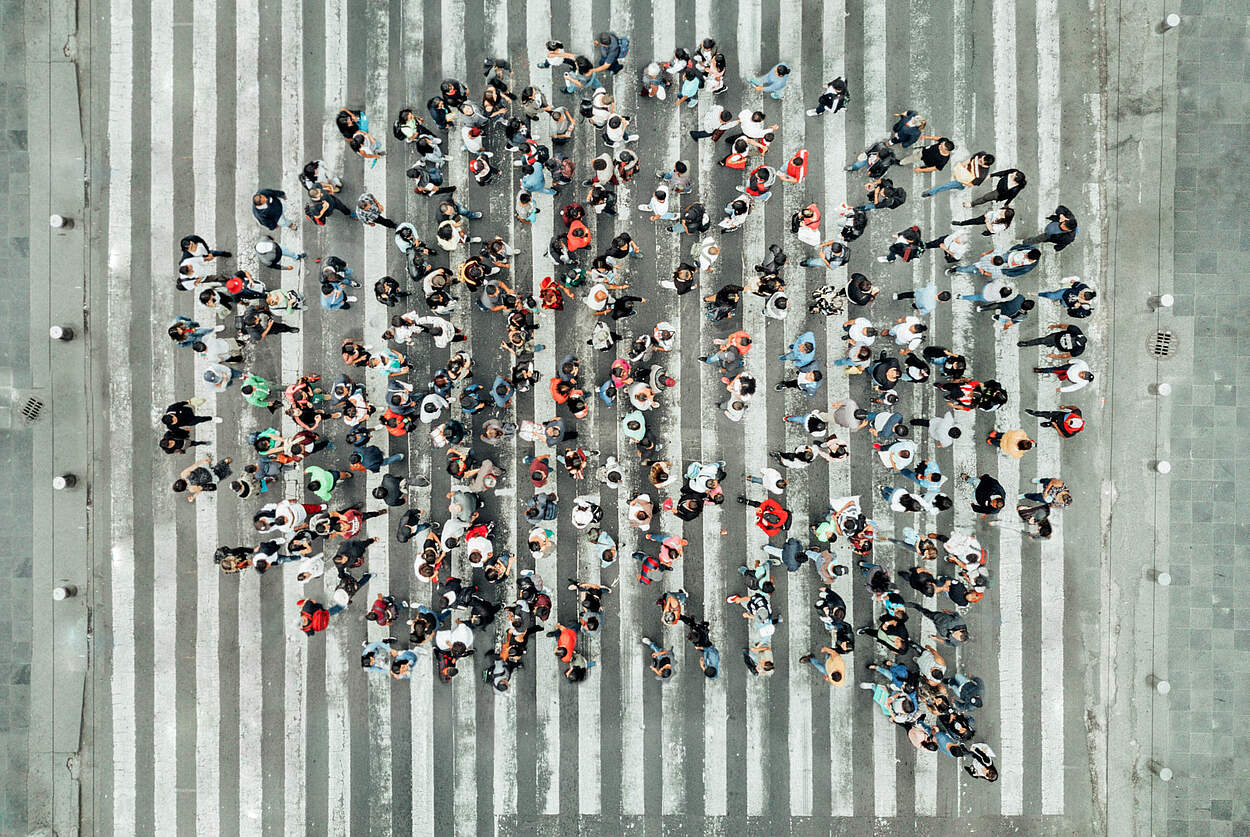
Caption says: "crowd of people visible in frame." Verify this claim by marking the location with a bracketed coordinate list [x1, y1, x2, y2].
[162, 29, 1097, 785]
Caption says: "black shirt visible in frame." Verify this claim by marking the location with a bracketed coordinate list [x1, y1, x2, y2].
[1054, 325, 1087, 356]
[920, 142, 952, 170]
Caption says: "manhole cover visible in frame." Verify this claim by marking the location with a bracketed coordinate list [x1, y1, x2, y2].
[20, 396, 44, 423]
[1148, 329, 1177, 359]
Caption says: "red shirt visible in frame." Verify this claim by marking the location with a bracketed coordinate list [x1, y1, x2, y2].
[756, 499, 790, 537]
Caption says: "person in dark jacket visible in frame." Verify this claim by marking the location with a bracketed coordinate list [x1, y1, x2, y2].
[967, 168, 1027, 207]
[590, 31, 629, 75]
[1023, 204, 1079, 251]
[252, 188, 296, 230]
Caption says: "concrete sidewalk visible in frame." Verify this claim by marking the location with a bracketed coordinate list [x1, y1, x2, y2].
[14, 0, 94, 835]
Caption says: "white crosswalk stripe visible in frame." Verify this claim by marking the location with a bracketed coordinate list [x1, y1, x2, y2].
[95, 0, 1106, 831]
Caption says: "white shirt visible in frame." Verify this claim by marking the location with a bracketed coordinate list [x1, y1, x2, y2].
[1057, 358, 1092, 392]
[585, 283, 612, 312]
[891, 316, 926, 351]
[435, 622, 475, 652]
[877, 439, 918, 471]
[642, 187, 671, 216]
[703, 105, 737, 133]
[605, 117, 632, 143]
[943, 531, 985, 566]
[293, 554, 325, 583]
[928, 413, 960, 447]
[763, 291, 789, 320]
[760, 467, 785, 494]
[941, 231, 973, 260]
[465, 535, 493, 567]
[178, 254, 214, 278]
[846, 317, 876, 347]
[695, 237, 720, 271]
[738, 110, 769, 139]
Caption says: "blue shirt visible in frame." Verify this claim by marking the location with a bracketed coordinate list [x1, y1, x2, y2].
[912, 283, 940, 315]
[702, 645, 721, 676]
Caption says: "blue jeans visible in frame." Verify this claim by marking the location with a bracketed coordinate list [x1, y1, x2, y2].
[801, 257, 826, 268]
[848, 158, 869, 171]
[959, 290, 991, 301]
[379, 452, 405, 467]
[1038, 288, 1066, 301]
[807, 657, 829, 676]
[180, 327, 213, 347]
[925, 180, 966, 195]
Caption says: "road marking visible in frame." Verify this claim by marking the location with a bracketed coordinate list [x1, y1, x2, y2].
[859, 0, 898, 818]
[278, 1, 308, 833]
[559, 0, 604, 816]
[106, 0, 137, 831]
[905, 0, 939, 814]
[692, 0, 730, 817]
[234, 0, 265, 830]
[820, 0, 855, 818]
[603, 0, 646, 817]
[776, 0, 813, 817]
[147, 1, 179, 832]
[191, 0, 221, 832]
[990, 0, 1024, 815]
[361, 0, 394, 833]
[320, 2, 352, 835]
[1035, 0, 1065, 814]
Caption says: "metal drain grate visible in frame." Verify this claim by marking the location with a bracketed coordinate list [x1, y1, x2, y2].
[1148, 329, 1176, 359]
[20, 396, 44, 423]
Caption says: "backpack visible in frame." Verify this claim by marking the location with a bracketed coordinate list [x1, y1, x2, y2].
[300, 601, 329, 634]
[617, 35, 630, 58]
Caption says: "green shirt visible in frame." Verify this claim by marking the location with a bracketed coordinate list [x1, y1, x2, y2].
[242, 375, 271, 408]
[305, 465, 336, 501]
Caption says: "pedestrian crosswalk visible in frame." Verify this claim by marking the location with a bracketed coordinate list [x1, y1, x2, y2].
[97, 0, 1106, 833]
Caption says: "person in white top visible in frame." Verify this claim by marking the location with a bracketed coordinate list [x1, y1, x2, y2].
[909, 412, 962, 447]
[735, 109, 779, 140]
[692, 236, 720, 272]
[434, 621, 475, 654]
[1033, 358, 1094, 392]
[638, 184, 678, 221]
[843, 316, 877, 348]
[690, 104, 738, 141]
[877, 438, 918, 471]
[746, 467, 788, 495]
[293, 553, 325, 584]
[602, 114, 638, 148]
[762, 291, 789, 320]
[890, 316, 928, 352]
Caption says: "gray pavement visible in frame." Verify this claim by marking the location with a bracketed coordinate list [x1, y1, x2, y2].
[0, 0, 34, 833]
[3, 0, 1216, 834]
[1161, 5, 1250, 837]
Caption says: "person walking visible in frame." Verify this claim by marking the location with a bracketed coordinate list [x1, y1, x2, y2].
[807, 77, 849, 117]
[748, 62, 791, 99]
[799, 646, 846, 685]
[985, 427, 1034, 459]
[1025, 405, 1086, 438]
[252, 188, 297, 230]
